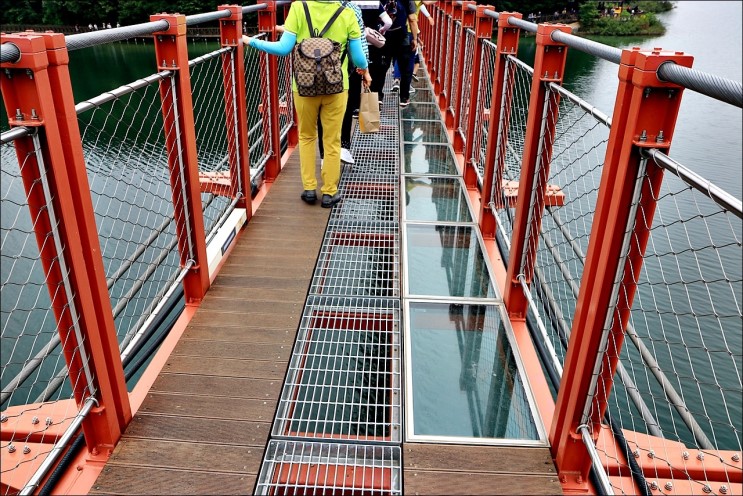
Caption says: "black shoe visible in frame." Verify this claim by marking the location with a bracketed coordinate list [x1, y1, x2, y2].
[321, 193, 342, 208]
[301, 190, 317, 204]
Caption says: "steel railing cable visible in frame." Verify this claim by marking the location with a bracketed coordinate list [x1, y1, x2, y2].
[65, 20, 170, 51]
[643, 148, 743, 219]
[185, 10, 230, 26]
[0, 43, 21, 63]
[658, 61, 743, 108]
[472, 3, 742, 107]
[550, 29, 622, 63]
[2, 4, 270, 62]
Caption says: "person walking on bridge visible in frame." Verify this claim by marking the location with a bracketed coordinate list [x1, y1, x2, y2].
[244, 1, 370, 208]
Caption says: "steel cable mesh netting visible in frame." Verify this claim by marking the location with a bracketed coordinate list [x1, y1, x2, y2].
[76, 77, 183, 348]
[276, 54, 295, 142]
[442, 14, 453, 107]
[243, 34, 271, 172]
[492, 56, 532, 240]
[446, 21, 462, 120]
[586, 161, 742, 494]
[1, 135, 94, 488]
[189, 47, 235, 233]
[526, 87, 611, 366]
[454, 29, 476, 157]
[472, 40, 497, 183]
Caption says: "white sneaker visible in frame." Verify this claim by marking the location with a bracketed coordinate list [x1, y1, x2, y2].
[391, 79, 400, 92]
[341, 147, 355, 164]
[409, 86, 416, 94]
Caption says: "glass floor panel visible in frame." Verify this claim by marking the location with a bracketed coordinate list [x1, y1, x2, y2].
[402, 120, 448, 143]
[403, 143, 458, 175]
[406, 224, 496, 299]
[409, 88, 433, 104]
[401, 102, 441, 121]
[407, 302, 540, 440]
[404, 176, 472, 223]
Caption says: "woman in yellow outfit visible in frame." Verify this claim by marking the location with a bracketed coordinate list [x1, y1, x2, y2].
[244, 1, 371, 208]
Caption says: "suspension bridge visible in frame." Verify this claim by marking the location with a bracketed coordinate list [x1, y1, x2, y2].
[1, 1, 741, 494]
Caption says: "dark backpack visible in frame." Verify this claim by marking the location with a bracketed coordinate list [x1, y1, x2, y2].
[292, 2, 347, 97]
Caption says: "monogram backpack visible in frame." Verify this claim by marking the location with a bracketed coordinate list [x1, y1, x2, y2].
[292, 2, 347, 97]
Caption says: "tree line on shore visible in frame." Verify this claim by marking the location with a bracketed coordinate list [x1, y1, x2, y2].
[2, 0, 671, 35]
[3, 0, 583, 27]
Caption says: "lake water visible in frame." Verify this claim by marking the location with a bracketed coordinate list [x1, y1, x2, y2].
[518, 1, 742, 198]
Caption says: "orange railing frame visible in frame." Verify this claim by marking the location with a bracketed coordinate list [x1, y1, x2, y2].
[503, 23, 571, 320]
[218, 5, 253, 215]
[151, 13, 210, 305]
[479, 12, 521, 240]
[551, 47, 694, 488]
[0, 30, 131, 465]
[257, 0, 282, 182]
[460, 4, 492, 191]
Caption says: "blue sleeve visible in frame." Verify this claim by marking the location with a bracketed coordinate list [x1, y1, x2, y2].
[348, 38, 368, 70]
[249, 31, 297, 57]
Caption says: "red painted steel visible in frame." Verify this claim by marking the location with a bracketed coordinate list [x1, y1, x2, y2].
[460, 4, 491, 190]
[0, 31, 131, 458]
[151, 14, 210, 304]
[429, 4, 439, 91]
[503, 23, 571, 320]
[439, 1, 456, 111]
[446, 1, 467, 131]
[218, 5, 253, 217]
[450, 1, 474, 152]
[550, 48, 693, 488]
[257, 0, 282, 182]
[478, 12, 522, 240]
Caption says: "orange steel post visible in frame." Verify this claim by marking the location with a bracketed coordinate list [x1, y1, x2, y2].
[446, 1, 469, 131]
[434, 0, 452, 96]
[279, 1, 298, 149]
[503, 23, 570, 320]
[0, 33, 131, 451]
[426, 2, 441, 83]
[151, 14, 210, 304]
[439, 0, 457, 111]
[257, 0, 282, 182]
[551, 48, 693, 488]
[478, 12, 521, 240]
[218, 5, 253, 217]
[459, 4, 491, 190]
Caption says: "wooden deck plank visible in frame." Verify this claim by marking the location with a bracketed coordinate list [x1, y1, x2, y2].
[161, 355, 287, 379]
[137, 391, 276, 421]
[181, 325, 295, 344]
[171, 339, 293, 361]
[93, 153, 327, 495]
[98, 438, 263, 474]
[151, 373, 282, 400]
[402, 471, 561, 495]
[402, 443, 562, 495]
[123, 413, 270, 446]
[91, 466, 253, 495]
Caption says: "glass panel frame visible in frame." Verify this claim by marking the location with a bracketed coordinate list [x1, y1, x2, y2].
[403, 299, 549, 446]
[403, 175, 473, 223]
[403, 223, 499, 300]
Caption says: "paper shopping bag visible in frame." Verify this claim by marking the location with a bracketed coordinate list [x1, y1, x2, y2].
[358, 87, 380, 133]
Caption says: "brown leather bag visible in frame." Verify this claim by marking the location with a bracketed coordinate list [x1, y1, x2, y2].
[292, 2, 345, 97]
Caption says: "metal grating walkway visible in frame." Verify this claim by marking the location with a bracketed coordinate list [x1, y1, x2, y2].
[256, 77, 404, 495]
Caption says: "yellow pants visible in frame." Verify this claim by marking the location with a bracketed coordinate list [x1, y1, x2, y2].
[293, 91, 348, 196]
